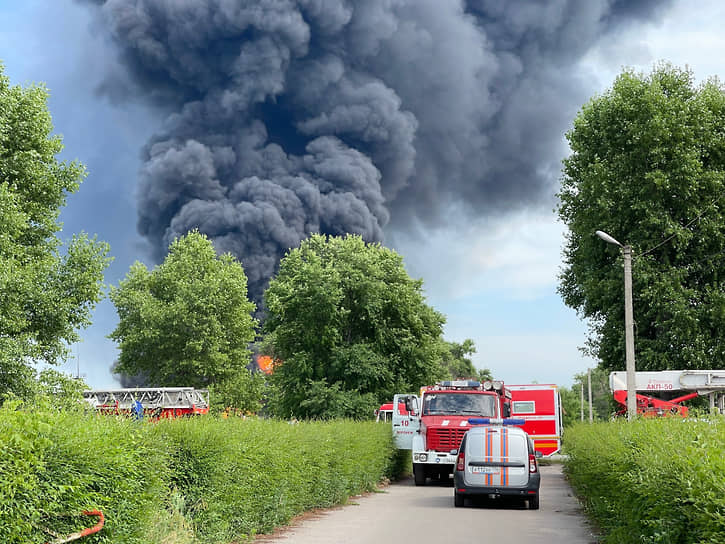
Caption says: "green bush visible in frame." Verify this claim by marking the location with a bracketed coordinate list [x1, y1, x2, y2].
[564, 417, 725, 543]
[208, 369, 265, 415]
[0, 404, 401, 544]
[0, 399, 170, 543]
[154, 418, 397, 543]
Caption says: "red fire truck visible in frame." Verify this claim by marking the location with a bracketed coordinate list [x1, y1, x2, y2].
[375, 402, 408, 422]
[507, 384, 562, 457]
[392, 380, 561, 486]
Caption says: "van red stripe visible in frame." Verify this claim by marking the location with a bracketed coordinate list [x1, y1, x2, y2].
[502, 427, 507, 486]
[486, 429, 492, 486]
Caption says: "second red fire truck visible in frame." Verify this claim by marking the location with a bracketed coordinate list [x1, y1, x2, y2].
[391, 379, 561, 485]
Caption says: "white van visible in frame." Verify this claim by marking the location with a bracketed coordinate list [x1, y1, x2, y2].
[453, 420, 541, 509]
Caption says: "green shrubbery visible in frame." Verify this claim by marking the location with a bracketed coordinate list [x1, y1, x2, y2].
[155, 418, 398, 543]
[564, 417, 725, 543]
[0, 399, 170, 544]
[0, 402, 401, 544]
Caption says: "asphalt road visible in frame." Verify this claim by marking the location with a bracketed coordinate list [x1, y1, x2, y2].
[258, 464, 599, 543]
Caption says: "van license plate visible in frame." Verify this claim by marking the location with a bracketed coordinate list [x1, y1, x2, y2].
[471, 466, 497, 474]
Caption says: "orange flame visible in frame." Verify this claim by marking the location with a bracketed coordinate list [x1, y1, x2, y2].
[257, 355, 274, 374]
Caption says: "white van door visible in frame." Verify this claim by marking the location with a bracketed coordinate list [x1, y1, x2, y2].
[392, 394, 420, 449]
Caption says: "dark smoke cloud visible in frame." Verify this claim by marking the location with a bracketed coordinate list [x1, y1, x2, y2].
[80, 0, 672, 303]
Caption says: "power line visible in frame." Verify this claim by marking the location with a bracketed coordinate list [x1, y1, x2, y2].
[639, 189, 725, 257]
[684, 247, 725, 273]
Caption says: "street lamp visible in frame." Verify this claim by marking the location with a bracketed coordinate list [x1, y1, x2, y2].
[595, 230, 637, 420]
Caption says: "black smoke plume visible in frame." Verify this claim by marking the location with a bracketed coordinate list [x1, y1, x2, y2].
[81, 0, 672, 304]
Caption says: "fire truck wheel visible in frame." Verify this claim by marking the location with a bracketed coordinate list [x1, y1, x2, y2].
[528, 493, 539, 510]
[413, 463, 426, 486]
[454, 491, 464, 508]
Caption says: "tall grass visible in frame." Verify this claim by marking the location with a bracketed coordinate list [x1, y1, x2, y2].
[0, 401, 401, 544]
[564, 416, 725, 543]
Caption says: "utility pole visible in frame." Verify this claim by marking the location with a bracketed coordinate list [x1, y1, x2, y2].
[623, 244, 637, 420]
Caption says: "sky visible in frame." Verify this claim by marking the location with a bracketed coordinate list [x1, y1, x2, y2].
[1, 0, 724, 390]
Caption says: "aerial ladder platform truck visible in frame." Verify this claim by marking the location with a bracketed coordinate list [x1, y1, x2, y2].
[609, 370, 725, 417]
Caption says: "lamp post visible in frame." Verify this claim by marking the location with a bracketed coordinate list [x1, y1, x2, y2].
[595, 230, 637, 420]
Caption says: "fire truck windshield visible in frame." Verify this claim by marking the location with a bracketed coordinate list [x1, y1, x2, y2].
[422, 393, 497, 416]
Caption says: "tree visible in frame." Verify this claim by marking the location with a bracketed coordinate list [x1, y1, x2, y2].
[569, 367, 612, 425]
[439, 339, 476, 378]
[438, 338, 492, 381]
[558, 64, 725, 372]
[263, 234, 445, 419]
[0, 64, 110, 400]
[109, 230, 257, 388]
[476, 367, 494, 383]
[33, 369, 89, 412]
[558, 386, 581, 427]
[208, 368, 265, 415]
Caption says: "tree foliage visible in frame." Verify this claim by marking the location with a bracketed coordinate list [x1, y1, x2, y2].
[263, 234, 445, 419]
[208, 368, 266, 415]
[438, 338, 492, 381]
[0, 64, 110, 399]
[559, 367, 612, 427]
[109, 230, 257, 388]
[558, 64, 725, 372]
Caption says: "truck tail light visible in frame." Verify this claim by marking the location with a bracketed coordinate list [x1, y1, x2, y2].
[456, 450, 465, 472]
[529, 453, 538, 473]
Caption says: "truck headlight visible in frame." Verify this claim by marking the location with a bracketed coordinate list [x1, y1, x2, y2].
[419, 453, 428, 462]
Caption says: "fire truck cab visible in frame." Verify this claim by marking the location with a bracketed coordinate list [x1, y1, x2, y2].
[394, 380, 511, 486]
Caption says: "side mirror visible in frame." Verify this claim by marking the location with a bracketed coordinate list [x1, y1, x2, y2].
[535, 451, 543, 459]
[503, 403, 511, 418]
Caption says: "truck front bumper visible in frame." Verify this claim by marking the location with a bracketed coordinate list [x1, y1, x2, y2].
[413, 451, 457, 465]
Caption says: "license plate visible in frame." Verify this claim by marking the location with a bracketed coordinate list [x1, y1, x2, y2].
[471, 466, 497, 474]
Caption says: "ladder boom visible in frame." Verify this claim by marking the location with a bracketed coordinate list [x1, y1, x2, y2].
[82, 387, 210, 416]
[609, 370, 725, 393]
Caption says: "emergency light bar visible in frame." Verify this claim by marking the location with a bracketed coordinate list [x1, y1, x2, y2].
[468, 418, 526, 426]
[428, 380, 509, 393]
[437, 380, 481, 388]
